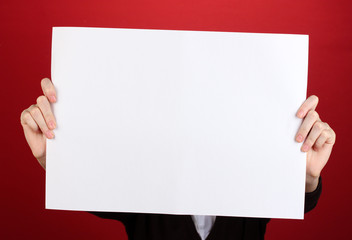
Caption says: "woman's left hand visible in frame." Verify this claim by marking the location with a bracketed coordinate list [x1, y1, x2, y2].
[295, 95, 336, 192]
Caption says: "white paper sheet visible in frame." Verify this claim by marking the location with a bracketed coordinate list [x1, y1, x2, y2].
[47, 27, 308, 219]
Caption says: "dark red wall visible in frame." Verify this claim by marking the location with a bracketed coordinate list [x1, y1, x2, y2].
[1, 0, 351, 239]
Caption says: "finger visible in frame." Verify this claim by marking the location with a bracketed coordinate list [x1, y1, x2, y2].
[301, 121, 326, 152]
[21, 109, 39, 132]
[28, 105, 54, 139]
[314, 129, 330, 150]
[296, 95, 319, 119]
[36, 95, 56, 130]
[295, 110, 320, 142]
[41, 78, 57, 103]
[326, 127, 336, 145]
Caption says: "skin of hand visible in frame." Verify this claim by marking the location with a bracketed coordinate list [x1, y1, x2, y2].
[20, 78, 57, 169]
[295, 95, 336, 192]
[20, 79, 336, 193]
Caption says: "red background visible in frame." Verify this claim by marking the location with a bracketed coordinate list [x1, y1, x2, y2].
[1, 0, 351, 239]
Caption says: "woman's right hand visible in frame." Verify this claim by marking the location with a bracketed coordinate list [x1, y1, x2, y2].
[20, 78, 57, 170]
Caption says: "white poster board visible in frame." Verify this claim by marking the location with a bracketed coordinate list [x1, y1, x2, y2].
[47, 27, 308, 219]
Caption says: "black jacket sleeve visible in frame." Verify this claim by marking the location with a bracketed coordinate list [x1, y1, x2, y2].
[88, 211, 137, 234]
[304, 176, 322, 213]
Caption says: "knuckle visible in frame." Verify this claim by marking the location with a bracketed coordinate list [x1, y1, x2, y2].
[308, 110, 319, 119]
[36, 95, 47, 105]
[315, 138, 323, 147]
[23, 111, 31, 121]
[321, 130, 329, 138]
[29, 106, 41, 118]
[20, 109, 26, 119]
[310, 95, 319, 104]
[43, 78, 54, 90]
[41, 77, 49, 86]
[20, 110, 30, 124]
[314, 122, 324, 131]
[28, 104, 36, 109]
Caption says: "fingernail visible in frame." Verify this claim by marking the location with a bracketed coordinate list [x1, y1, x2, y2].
[50, 95, 57, 102]
[298, 110, 304, 118]
[302, 144, 309, 152]
[46, 130, 54, 139]
[296, 134, 303, 142]
[49, 121, 56, 129]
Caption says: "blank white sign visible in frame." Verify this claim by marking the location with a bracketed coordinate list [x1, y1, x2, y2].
[47, 27, 308, 219]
